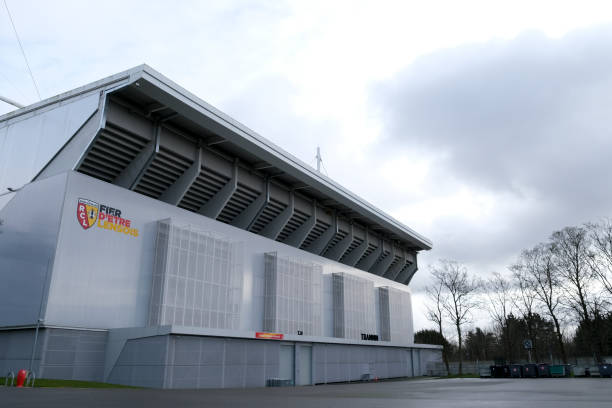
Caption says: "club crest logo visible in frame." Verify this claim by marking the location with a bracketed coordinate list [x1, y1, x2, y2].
[75, 198, 139, 237]
[77, 198, 99, 230]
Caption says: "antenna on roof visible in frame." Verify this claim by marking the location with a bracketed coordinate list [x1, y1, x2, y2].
[315, 146, 329, 177]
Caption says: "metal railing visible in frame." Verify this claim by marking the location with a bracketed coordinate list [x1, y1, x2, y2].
[4, 371, 15, 387]
[26, 371, 36, 387]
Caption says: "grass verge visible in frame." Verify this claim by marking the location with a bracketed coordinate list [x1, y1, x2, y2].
[0, 377, 140, 388]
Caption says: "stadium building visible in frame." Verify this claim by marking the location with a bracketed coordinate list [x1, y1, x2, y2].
[0, 65, 441, 388]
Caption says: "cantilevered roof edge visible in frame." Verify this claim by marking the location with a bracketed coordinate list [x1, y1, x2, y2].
[132, 65, 432, 250]
[0, 64, 432, 250]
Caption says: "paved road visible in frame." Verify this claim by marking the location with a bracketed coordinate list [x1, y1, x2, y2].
[1, 378, 611, 408]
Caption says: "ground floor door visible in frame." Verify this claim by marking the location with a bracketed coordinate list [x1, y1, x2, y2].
[280, 344, 295, 383]
[412, 349, 421, 376]
[296, 344, 312, 385]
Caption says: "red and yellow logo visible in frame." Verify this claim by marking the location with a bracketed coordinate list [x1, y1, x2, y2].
[77, 198, 99, 230]
[76, 198, 139, 237]
[255, 332, 284, 340]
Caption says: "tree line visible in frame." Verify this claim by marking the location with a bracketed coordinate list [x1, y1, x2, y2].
[416, 220, 612, 374]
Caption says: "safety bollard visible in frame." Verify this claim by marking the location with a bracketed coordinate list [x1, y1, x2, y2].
[15, 369, 27, 387]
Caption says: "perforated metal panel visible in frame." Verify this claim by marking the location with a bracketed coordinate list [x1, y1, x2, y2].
[378, 287, 391, 341]
[378, 286, 412, 342]
[263, 252, 322, 336]
[148, 220, 243, 330]
[332, 273, 376, 340]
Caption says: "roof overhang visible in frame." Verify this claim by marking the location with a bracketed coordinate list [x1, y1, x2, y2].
[117, 66, 432, 250]
[0, 64, 432, 251]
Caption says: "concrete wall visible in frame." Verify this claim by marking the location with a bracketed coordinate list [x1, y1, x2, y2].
[1, 327, 442, 388]
[107, 335, 168, 388]
[107, 334, 438, 389]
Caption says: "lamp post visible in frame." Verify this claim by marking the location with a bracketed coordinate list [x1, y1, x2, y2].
[29, 257, 51, 374]
[28, 318, 43, 373]
[0, 95, 24, 109]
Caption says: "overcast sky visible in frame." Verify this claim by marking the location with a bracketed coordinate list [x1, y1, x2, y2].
[2, 0, 612, 332]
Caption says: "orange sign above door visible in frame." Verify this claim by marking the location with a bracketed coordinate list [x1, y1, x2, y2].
[255, 332, 283, 340]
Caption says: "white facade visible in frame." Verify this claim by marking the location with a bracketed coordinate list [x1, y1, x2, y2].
[1, 171, 417, 345]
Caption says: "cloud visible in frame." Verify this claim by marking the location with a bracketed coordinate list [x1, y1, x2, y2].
[375, 26, 612, 202]
[3, 2, 612, 332]
[373, 26, 612, 282]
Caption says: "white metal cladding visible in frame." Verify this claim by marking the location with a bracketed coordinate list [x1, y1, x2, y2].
[378, 287, 391, 341]
[148, 220, 243, 330]
[332, 273, 376, 340]
[388, 287, 413, 343]
[0, 92, 99, 211]
[378, 286, 413, 343]
[263, 252, 322, 336]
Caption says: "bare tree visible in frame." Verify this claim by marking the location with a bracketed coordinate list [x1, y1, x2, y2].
[586, 219, 612, 300]
[425, 277, 450, 374]
[519, 244, 567, 363]
[510, 262, 540, 360]
[485, 272, 513, 359]
[551, 226, 600, 360]
[551, 226, 596, 323]
[431, 260, 480, 375]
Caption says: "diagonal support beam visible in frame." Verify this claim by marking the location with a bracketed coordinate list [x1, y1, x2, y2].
[340, 229, 369, 267]
[398, 258, 418, 285]
[284, 201, 317, 247]
[159, 147, 202, 205]
[390, 250, 417, 282]
[304, 211, 337, 255]
[392, 251, 417, 282]
[232, 178, 269, 230]
[325, 224, 354, 261]
[260, 192, 294, 240]
[114, 123, 160, 189]
[383, 248, 406, 280]
[389, 262, 409, 282]
[198, 160, 238, 219]
[356, 237, 384, 271]
[370, 243, 395, 276]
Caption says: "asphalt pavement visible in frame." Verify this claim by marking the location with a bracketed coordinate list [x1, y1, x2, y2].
[1, 377, 610, 408]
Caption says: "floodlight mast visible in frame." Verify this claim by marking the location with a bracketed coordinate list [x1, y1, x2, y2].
[0, 95, 24, 109]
